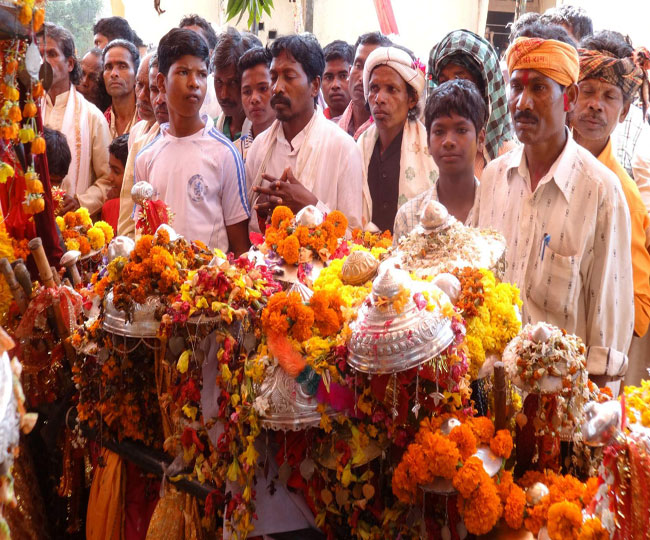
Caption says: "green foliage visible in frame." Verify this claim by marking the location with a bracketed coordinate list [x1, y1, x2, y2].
[46, 0, 103, 56]
[225, 0, 274, 31]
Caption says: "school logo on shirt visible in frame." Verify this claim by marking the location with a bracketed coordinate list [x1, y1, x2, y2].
[187, 174, 207, 203]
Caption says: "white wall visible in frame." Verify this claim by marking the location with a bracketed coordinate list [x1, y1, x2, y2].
[117, 0, 489, 61]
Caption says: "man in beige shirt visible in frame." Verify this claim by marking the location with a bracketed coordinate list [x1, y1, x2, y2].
[117, 54, 168, 237]
[38, 23, 111, 215]
[471, 22, 634, 385]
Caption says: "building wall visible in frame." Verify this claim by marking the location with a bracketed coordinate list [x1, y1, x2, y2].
[117, 0, 489, 61]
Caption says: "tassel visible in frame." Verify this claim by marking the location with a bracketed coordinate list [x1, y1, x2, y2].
[267, 333, 306, 377]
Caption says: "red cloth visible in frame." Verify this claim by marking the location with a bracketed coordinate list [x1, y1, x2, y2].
[101, 198, 119, 233]
[124, 461, 159, 540]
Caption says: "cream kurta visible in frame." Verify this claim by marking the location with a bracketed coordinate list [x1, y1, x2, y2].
[470, 133, 634, 378]
[117, 120, 159, 237]
[43, 87, 112, 214]
[245, 112, 364, 232]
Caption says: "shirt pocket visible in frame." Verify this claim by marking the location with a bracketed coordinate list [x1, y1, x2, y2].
[528, 247, 581, 316]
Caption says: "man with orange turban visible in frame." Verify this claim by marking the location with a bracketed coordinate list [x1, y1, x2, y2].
[470, 21, 634, 391]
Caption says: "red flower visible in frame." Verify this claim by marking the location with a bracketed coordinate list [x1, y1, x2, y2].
[181, 426, 205, 452]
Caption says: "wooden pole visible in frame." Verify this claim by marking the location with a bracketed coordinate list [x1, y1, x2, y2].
[0, 258, 27, 313]
[494, 361, 507, 431]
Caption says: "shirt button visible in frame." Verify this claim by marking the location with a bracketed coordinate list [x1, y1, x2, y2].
[382, 173, 387, 179]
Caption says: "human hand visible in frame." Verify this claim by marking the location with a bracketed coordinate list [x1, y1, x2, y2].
[60, 194, 80, 214]
[253, 167, 318, 215]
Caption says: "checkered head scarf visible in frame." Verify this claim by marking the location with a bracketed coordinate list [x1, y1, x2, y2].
[429, 29, 514, 160]
[579, 47, 650, 117]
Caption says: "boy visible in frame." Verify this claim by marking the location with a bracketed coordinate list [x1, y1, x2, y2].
[102, 134, 129, 231]
[134, 28, 250, 255]
[393, 79, 486, 242]
[43, 127, 72, 185]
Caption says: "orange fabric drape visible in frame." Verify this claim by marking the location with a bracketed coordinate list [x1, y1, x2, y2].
[373, 0, 399, 35]
[86, 448, 126, 540]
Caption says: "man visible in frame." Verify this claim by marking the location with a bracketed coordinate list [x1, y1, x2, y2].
[471, 22, 634, 385]
[133, 52, 155, 141]
[247, 34, 363, 233]
[541, 4, 593, 42]
[571, 30, 650, 385]
[117, 53, 169, 237]
[338, 32, 392, 140]
[213, 28, 261, 141]
[77, 48, 111, 111]
[102, 39, 140, 138]
[322, 40, 353, 122]
[179, 14, 222, 119]
[237, 47, 275, 161]
[429, 29, 516, 178]
[38, 23, 111, 215]
[357, 46, 437, 232]
[93, 16, 134, 49]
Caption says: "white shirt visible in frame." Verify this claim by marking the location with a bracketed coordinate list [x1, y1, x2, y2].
[631, 123, 650, 216]
[470, 133, 634, 375]
[134, 116, 250, 251]
[245, 112, 364, 231]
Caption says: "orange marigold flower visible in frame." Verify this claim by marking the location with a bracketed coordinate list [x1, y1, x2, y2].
[449, 424, 477, 461]
[420, 431, 461, 480]
[63, 212, 78, 229]
[281, 234, 300, 265]
[467, 416, 495, 444]
[519, 470, 548, 489]
[547, 501, 582, 540]
[496, 469, 514, 504]
[458, 479, 503, 536]
[310, 289, 344, 337]
[31, 136, 46, 154]
[490, 429, 513, 459]
[325, 210, 348, 238]
[578, 518, 609, 540]
[549, 474, 585, 505]
[504, 484, 526, 530]
[271, 206, 294, 228]
[134, 235, 154, 260]
[452, 456, 486, 498]
[78, 236, 91, 255]
[583, 477, 599, 506]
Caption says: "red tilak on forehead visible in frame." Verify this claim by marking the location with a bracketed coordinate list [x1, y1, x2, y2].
[521, 71, 529, 85]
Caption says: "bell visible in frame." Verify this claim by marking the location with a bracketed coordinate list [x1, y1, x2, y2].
[526, 482, 549, 506]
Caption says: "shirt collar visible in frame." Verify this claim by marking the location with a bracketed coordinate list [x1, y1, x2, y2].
[277, 110, 318, 153]
[506, 128, 578, 203]
[160, 115, 214, 139]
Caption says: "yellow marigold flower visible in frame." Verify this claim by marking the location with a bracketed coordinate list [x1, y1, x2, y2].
[65, 238, 80, 251]
[94, 220, 114, 243]
[87, 227, 106, 250]
[75, 207, 92, 227]
[55, 216, 65, 231]
[0, 163, 14, 184]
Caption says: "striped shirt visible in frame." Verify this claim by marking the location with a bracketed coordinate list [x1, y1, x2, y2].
[470, 132, 634, 373]
[134, 116, 249, 251]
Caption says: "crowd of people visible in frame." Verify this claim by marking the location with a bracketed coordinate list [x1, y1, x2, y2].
[38, 4, 650, 388]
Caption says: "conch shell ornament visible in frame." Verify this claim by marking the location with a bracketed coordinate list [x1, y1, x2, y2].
[341, 251, 379, 286]
[131, 181, 155, 205]
[420, 200, 453, 230]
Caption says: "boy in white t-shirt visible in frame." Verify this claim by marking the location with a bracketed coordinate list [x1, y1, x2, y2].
[134, 28, 250, 255]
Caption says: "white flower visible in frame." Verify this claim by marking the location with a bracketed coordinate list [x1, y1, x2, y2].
[253, 396, 270, 415]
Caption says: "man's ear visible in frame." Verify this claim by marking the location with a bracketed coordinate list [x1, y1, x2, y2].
[311, 75, 321, 98]
[619, 101, 631, 123]
[67, 56, 75, 75]
[477, 127, 486, 152]
[564, 82, 579, 113]
[157, 71, 167, 95]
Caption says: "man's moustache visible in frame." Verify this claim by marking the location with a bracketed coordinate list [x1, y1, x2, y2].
[513, 111, 538, 122]
[271, 96, 291, 108]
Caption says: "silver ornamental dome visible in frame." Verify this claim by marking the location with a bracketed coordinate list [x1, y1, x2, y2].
[255, 362, 327, 431]
[347, 266, 454, 374]
[102, 291, 161, 338]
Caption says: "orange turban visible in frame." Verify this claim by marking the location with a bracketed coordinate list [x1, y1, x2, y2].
[506, 37, 579, 86]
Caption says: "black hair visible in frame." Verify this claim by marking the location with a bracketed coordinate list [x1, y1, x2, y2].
[40, 23, 82, 85]
[425, 79, 488, 136]
[212, 27, 262, 75]
[103, 38, 141, 74]
[43, 127, 71, 179]
[513, 20, 577, 48]
[157, 28, 210, 77]
[437, 52, 486, 98]
[93, 16, 134, 43]
[580, 30, 634, 59]
[108, 133, 129, 167]
[238, 46, 271, 74]
[179, 14, 218, 50]
[508, 12, 541, 44]
[132, 31, 145, 49]
[353, 32, 392, 55]
[541, 5, 593, 41]
[86, 47, 102, 59]
[323, 40, 354, 65]
[268, 33, 325, 82]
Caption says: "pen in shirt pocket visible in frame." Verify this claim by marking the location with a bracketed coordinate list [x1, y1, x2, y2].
[540, 233, 551, 261]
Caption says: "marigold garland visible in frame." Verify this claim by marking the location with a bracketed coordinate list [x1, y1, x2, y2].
[504, 484, 526, 530]
[578, 517, 609, 540]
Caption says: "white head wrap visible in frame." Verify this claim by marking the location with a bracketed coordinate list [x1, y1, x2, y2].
[363, 46, 426, 101]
